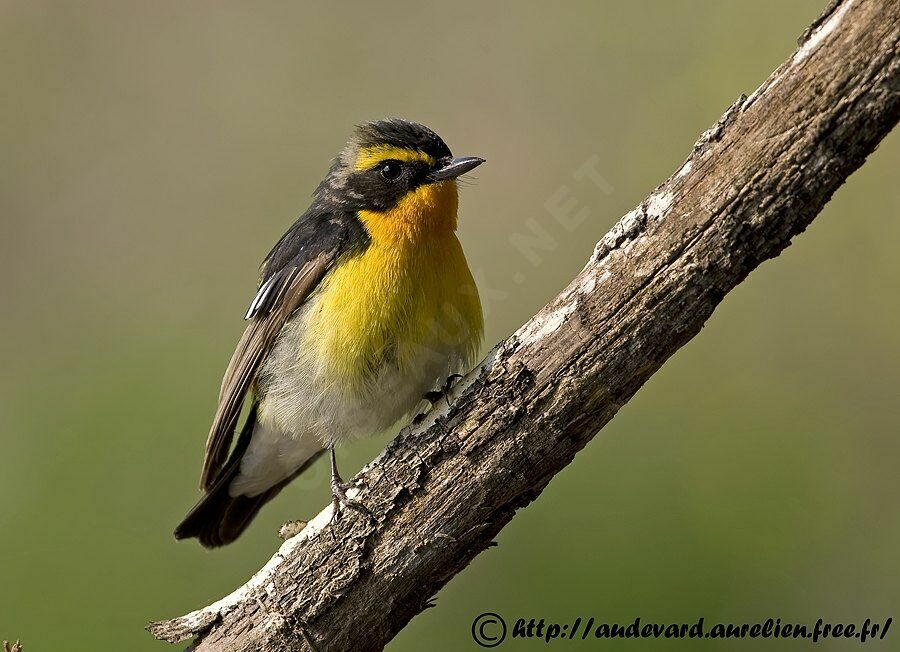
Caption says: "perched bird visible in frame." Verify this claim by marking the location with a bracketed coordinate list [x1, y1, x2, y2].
[175, 119, 484, 547]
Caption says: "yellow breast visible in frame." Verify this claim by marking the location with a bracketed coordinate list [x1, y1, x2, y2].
[303, 181, 483, 388]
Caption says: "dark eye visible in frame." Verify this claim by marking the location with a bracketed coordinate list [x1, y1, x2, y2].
[380, 160, 402, 181]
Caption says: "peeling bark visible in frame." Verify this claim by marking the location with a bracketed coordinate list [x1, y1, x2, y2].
[149, 1, 900, 649]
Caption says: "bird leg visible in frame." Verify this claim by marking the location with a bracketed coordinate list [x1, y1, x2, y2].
[413, 374, 463, 424]
[328, 445, 373, 525]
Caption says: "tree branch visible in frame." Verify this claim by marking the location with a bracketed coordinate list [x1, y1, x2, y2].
[150, 1, 899, 649]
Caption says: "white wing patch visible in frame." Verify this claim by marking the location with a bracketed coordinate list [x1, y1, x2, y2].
[244, 276, 278, 320]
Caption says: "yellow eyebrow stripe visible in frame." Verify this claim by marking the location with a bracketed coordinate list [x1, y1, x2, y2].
[354, 145, 435, 171]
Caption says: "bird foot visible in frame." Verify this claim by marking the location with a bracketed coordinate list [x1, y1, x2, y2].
[329, 479, 374, 526]
[413, 374, 464, 424]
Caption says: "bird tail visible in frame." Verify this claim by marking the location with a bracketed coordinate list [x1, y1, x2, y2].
[174, 404, 323, 548]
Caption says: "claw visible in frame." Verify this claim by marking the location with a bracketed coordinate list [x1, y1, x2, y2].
[443, 373, 463, 392]
[327, 445, 374, 527]
[329, 480, 374, 525]
[413, 374, 465, 424]
[331, 483, 375, 525]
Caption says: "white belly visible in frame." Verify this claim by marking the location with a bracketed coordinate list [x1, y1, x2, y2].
[229, 299, 472, 497]
[260, 297, 469, 442]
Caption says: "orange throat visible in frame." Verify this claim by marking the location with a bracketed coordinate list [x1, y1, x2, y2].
[357, 179, 459, 244]
[304, 178, 483, 386]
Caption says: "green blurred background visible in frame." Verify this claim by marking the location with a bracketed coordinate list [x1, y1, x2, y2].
[2, 1, 897, 650]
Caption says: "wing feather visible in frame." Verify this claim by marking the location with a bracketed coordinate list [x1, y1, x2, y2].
[199, 254, 329, 490]
[195, 208, 368, 491]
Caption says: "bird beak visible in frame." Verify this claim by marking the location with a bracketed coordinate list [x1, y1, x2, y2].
[427, 156, 485, 182]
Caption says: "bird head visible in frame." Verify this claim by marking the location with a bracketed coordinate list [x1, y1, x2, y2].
[316, 119, 484, 240]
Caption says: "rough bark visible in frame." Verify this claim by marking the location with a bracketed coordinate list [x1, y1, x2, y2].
[150, 1, 900, 649]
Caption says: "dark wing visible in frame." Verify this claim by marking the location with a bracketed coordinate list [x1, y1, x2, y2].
[198, 210, 368, 490]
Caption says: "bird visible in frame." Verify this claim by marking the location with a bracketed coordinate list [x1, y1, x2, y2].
[174, 119, 484, 547]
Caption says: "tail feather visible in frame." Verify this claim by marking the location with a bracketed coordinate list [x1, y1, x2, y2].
[174, 404, 323, 548]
